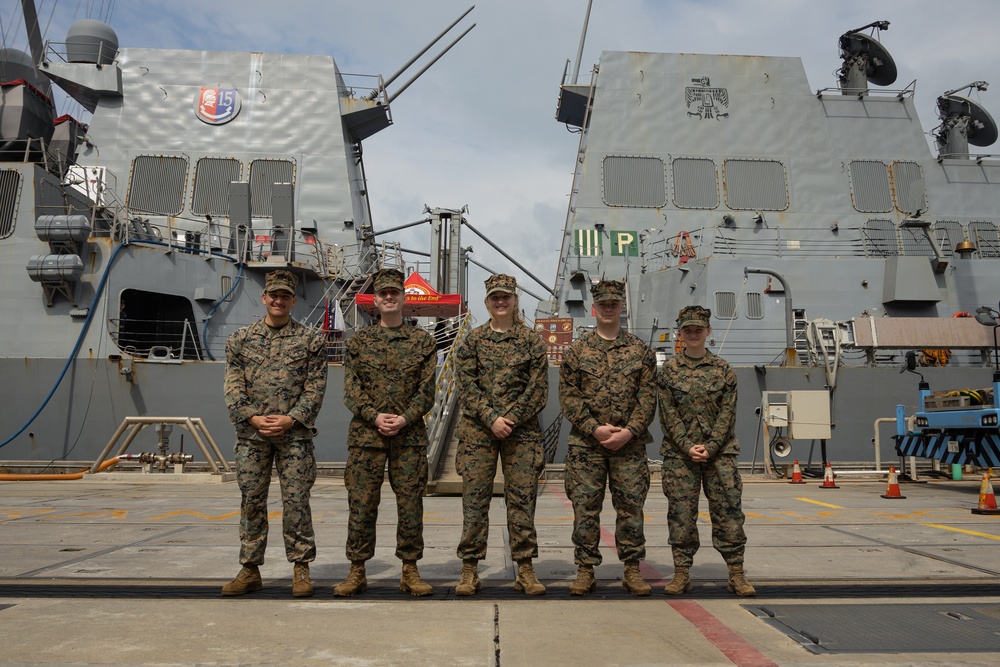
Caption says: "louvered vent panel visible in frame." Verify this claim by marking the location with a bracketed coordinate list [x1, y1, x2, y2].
[128, 155, 188, 215]
[723, 159, 788, 210]
[250, 159, 295, 217]
[0, 169, 23, 239]
[969, 221, 1000, 258]
[193, 158, 242, 216]
[892, 161, 927, 215]
[672, 157, 718, 209]
[746, 292, 763, 319]
[934, 221, 964, 257]
[714, 291, 737, 319]
[849, 160, 892, 213]
[862, 219, 899, 257]
[602, 155, 667, 207]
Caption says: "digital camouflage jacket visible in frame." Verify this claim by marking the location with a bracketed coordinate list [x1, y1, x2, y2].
[343, 323, 437, 448]
[656, 351, 739, 459]
[559, 329, 657, 449]
[224, 318, 328, 442]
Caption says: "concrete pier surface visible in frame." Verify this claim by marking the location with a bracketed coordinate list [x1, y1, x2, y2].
[1, 472, 999, 666]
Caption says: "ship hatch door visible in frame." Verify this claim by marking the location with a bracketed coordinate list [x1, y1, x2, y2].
[117, 289, 203, 360]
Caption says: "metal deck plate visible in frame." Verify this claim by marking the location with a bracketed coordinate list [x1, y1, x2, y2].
[746, 603, 1000, 654]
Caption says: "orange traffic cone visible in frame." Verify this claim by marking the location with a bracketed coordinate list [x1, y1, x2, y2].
[880, 466, 906, 499]
[971, 470, 1000, 515]
[819, 461, 839, 489]
[788, 459, 806, 484]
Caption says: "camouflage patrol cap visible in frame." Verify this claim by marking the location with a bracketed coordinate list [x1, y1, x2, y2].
[485, 273, 517, 297]
[265, 270, 297, 294]
[591, 279, 625, 303]
[677, 305, 711, 328]
[373, 267, 405, 292]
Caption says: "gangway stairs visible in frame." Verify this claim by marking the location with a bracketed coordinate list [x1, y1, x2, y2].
[424, 313, 505, 495]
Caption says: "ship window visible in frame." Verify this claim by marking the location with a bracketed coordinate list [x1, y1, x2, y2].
[848, 160, 892, 213]
[934, 221, 965, 257]
[249, 159, 296, 217]
[127, 155, 189, 215]
[671, 158, 718, 209]
[861, 219, 899, 257]
[116, 289, 203, 360]
[601, 155, 667, 208]
[969, 221, 1000, 258]
[722, 159, 788, 211]
[891, 161, 927, 215]
[192, 158, 242, 216]
[745, 292, 764, 319]
[714, 291, 737, 319]
[0, 169, 22, 239]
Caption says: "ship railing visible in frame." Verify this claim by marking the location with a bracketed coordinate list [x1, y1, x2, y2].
[301, 240, 406, 362]
[42, 40, 120, 67]
[425, 312, 475, 479]
[815, 79, 916, 100]
[109, 317, 204, 361]
[338, 72, 389, 106]
[1, 134, 76, 179]
[100, 211, 344, 278]
[936, 152, 1000, 164]
[659, 324, 993, 368]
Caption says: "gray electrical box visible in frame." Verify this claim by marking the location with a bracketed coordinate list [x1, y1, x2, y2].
[762, 392, 789, 428]
[761, 390, 831, 439]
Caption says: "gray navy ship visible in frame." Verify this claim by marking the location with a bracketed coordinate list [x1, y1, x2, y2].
[3, 2, 1000, 476]
[0, 2, 480, 474]
[537, 15, 1000, 473]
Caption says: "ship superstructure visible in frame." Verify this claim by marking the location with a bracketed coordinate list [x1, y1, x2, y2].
[542, 20, 1000, 468]
[0, 6, 476, 467]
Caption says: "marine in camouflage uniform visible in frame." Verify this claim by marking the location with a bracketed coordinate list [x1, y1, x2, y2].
[454, 273, 548, 596]
[657, 305, 755, 597]
[222, 270, 328, 597]
[334, 268, 438, 597]
[559, 279, 656, 595]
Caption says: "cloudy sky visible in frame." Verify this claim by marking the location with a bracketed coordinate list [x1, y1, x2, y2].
[9, 0, 1000, 321]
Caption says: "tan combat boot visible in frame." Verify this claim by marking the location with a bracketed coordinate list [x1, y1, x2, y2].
[292, 561, 313, 598]
[513, 560, 546, 596]
[663, 567, 692, 595]
[400, 560, 433, 596]
[221, 564, 262, 596]
[456, 559, 481, 596]
[622, 560, 652, 596]
[727, 563, 756, 597]
[333, 561, 367, 597]
[568, 565, 596, 596]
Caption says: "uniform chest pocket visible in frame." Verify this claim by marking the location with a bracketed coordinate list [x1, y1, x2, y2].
[619, 359, 643, 381]
[505, 348, 533, 373]
[668, 375, 724, 402]
[356, 357, 387, 384]
[396, 358, 424, 384]
[578, 358, 605, 378]
[239, 346, 268, 368]
[481, 340, 531, 372]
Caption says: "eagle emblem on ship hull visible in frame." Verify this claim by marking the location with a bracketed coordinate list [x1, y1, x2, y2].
[685, 76, 729, 120]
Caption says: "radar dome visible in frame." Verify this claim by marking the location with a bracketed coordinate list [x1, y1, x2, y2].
[0, 48, 52, 97]
[66, 19, 119, 65]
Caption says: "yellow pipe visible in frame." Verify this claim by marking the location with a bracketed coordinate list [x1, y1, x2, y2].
[0, 457, 120, 481]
